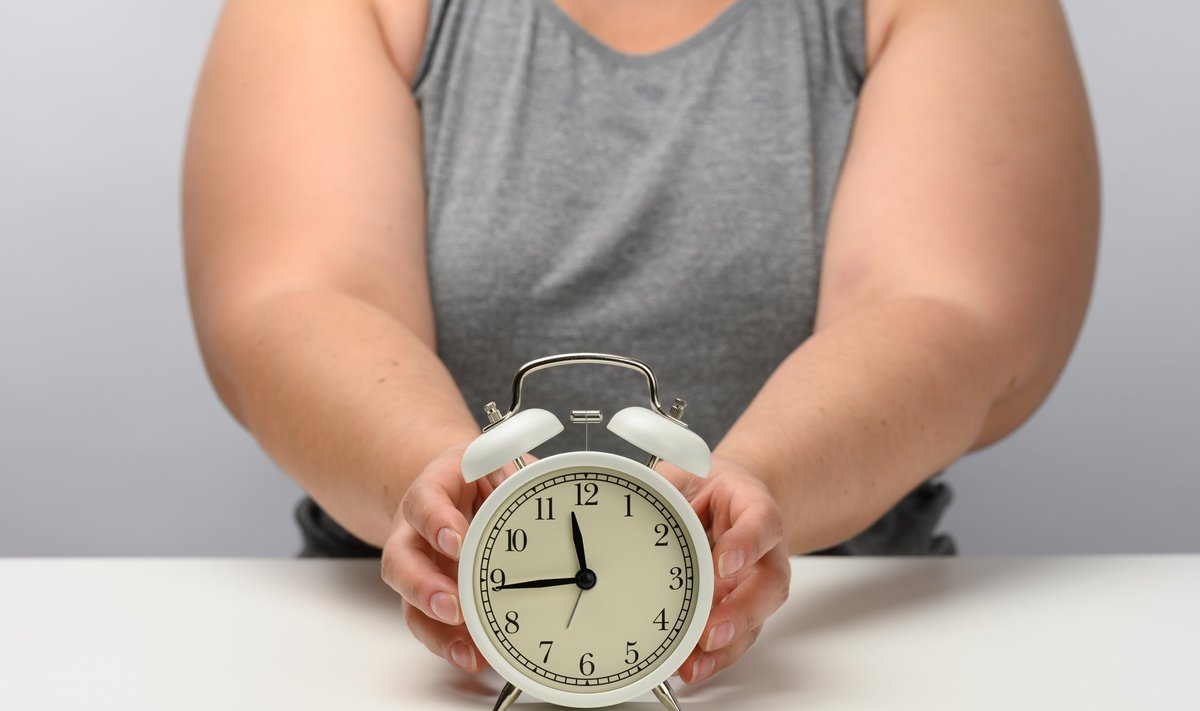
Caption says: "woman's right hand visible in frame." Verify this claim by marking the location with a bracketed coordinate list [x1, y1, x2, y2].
[381, 443, 520, 673]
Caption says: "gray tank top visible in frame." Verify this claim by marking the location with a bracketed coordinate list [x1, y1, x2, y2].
[414, 0, 865, 456]
[295, 0, 958, 557]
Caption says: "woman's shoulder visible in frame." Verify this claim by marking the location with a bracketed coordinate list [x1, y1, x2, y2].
[866, 0, 1076, 73]
[369, 0, 910, 83]
[371, 0, 432, 87]
[864, 0, 907, 71]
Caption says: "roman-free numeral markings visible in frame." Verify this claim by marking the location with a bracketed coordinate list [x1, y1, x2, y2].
[478, 470, 696, 688]
[535, 496, 555, 521]
[654, 523, 670, 546]
[505, 528, 527, 552]
[574, 482, 598, 506]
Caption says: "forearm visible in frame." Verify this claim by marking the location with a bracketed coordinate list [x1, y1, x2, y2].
[716, 296, 1026, 553]
[723, 0, 1099, 553]
[209, 288, 480, 546]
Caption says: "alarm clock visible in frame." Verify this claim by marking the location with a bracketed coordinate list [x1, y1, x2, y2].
[458, 353, 715, 711]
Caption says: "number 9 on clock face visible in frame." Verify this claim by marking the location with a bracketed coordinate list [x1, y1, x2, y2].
[460, 452, 713, 706]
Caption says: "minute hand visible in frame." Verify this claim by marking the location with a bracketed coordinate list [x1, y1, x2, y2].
[495, 577, 577, 590]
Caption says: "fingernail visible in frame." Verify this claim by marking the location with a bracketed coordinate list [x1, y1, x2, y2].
[449, 641, 475, 671]
[437, 527, 462, 559]
[692, 654, 716, 682]
[718, 550, 745, 578]
[706, 621, 735, 651]
[431, 592, 460, 624]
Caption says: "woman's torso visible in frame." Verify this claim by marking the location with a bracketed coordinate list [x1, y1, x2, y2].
[408, 0, 866, 454]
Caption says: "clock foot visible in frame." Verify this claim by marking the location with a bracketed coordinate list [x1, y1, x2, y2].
[491, 682, 521, 711]
[652, 680, 682, 711]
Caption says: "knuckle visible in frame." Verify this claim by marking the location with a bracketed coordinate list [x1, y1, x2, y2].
[486, 468, 507, 489]
[413, 578, 440, 609]
[426, 509, 455, 538]
[400, 484, 424, 525]
[399, 490, 412, 519]
[381, 547, 433, 607]
[776, 579, 791, 608]
[403, 604, 443, 656]
[741, 605, 758, 634]
[380, 547, 403, 591]
[760, 506, 784, 541]
[716, 647, 738, 672]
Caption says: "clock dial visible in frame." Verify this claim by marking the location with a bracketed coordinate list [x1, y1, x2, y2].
[473, 465, 698, 693]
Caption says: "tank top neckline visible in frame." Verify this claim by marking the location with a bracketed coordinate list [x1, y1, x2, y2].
[533, 0, 759, 65]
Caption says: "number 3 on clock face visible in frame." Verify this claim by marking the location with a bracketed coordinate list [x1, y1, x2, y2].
[461, 452, 714, 708]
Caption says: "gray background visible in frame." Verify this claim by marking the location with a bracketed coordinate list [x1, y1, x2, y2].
[1, 1, 1196, 556]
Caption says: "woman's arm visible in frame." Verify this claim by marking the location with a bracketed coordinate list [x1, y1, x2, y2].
[182, 0, 478, 546]
[718, 0, 1100, 553]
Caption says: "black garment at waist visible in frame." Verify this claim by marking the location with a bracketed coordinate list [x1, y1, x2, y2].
[295, 478, 956, 558]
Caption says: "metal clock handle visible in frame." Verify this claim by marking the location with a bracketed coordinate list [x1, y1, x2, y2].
[483, 353, 688, 432]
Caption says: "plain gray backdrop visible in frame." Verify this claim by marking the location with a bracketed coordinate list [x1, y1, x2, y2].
[1, 1, 1196, 556]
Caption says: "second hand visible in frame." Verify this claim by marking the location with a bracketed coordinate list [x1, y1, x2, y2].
[566, 587, 584, 629]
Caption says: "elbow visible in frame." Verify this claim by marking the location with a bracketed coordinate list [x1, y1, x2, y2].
[189, 294, 252, 429]
[970, 263, 1098, 450]
[187, 282, 324, 430]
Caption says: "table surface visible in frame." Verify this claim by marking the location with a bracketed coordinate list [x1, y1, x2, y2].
[1, 557, 1196, 710]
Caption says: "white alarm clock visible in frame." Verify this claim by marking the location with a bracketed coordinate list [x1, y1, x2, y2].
[458, 354, 715, 711]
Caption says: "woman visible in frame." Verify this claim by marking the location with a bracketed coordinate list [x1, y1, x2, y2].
[182, 0, 1097, 684]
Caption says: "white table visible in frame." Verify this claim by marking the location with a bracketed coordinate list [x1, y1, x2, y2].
[1, 557, 1196, 710]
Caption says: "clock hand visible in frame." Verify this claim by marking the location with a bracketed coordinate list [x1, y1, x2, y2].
[494, 577, 578, 590]
[571, 510, 587, 572]
[566, 587, 584, 629]
[565, 510, 595, 629]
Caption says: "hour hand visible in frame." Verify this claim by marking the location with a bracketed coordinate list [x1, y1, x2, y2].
[571, 511, 587, 571]
[494, 577, 577, 590]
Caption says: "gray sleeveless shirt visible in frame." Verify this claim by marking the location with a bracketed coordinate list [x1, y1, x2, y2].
[414, 0, 863, 448]
[295, 0, 957, 557]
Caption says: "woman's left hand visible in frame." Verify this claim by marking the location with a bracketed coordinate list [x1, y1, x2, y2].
[658, 455, 792, 684]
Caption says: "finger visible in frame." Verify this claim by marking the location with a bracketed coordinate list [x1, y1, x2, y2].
[403, 601, 488, 673]
[401, 473, 472, 560]
[381, 522, 463, 625]
[473, 453, 541, 513]
[711, 492, 784, 579]
[476, 462, 515, 501]
[654, 461, 703, 500]
[679, 625, 764, 684]
[700, 551, 790, 655]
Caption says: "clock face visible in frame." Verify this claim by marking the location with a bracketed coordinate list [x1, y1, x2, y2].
[470, 463, 701, 694]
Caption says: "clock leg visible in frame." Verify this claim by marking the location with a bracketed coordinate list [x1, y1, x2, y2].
[491, 682, 522, 711]
[652, 680, 682, 711]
